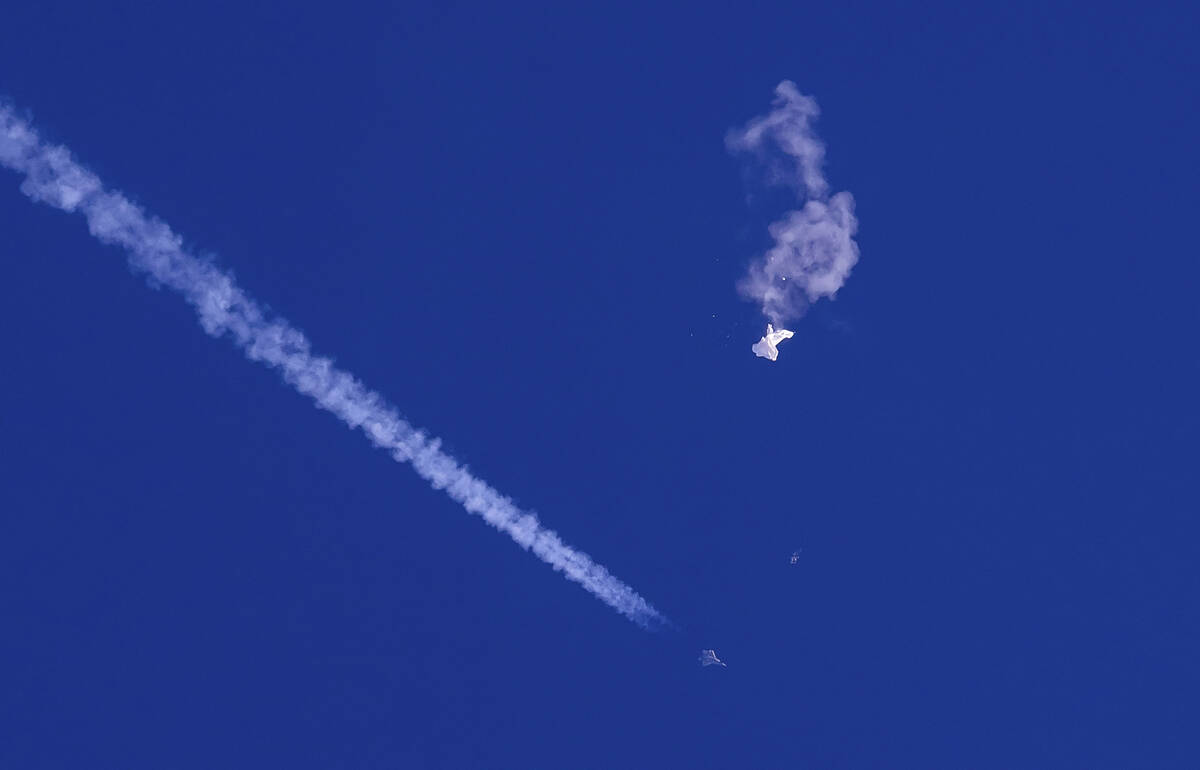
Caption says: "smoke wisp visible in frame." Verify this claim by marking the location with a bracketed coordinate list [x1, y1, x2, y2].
[0, 104, 665, 629]
[727, 82, 859, 326]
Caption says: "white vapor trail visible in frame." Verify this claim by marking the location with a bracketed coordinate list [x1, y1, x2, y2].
[727, 81, 859, 326]
[0, 104, 664, 629]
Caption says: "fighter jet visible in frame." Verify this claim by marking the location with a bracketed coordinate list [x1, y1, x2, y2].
[752, 324, 794, 361]
[699, 649, 727, 667]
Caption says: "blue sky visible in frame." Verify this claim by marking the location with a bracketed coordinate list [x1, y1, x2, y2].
[2, 1, 1197, 767]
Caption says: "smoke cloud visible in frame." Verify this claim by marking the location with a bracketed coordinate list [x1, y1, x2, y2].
[727, 82, 859, 326]
[0, 103, 665, 629]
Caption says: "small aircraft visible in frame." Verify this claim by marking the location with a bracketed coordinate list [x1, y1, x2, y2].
[699, 649, 727, 667]
[752, 324, 794, 361]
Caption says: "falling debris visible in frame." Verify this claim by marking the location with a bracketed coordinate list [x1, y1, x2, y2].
[699, 649, 727, 667]
[751, 324, 794, 361]
[790, 550, 801, 564]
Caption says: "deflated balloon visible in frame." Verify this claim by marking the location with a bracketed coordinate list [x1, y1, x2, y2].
[751, 324, 794, 361]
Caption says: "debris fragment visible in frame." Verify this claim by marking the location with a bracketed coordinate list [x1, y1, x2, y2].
[752, 324, 794, 361]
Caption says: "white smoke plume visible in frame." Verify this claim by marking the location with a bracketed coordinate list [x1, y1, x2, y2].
[0, 104, 665, 629]
[727, 81, 859, 326]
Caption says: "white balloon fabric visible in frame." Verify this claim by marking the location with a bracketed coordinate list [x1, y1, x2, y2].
[751, 324, 794, 361]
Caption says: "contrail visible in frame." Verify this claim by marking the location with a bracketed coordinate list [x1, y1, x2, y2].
[727, 81, 859, 326]
[0, 104, 665, 629]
